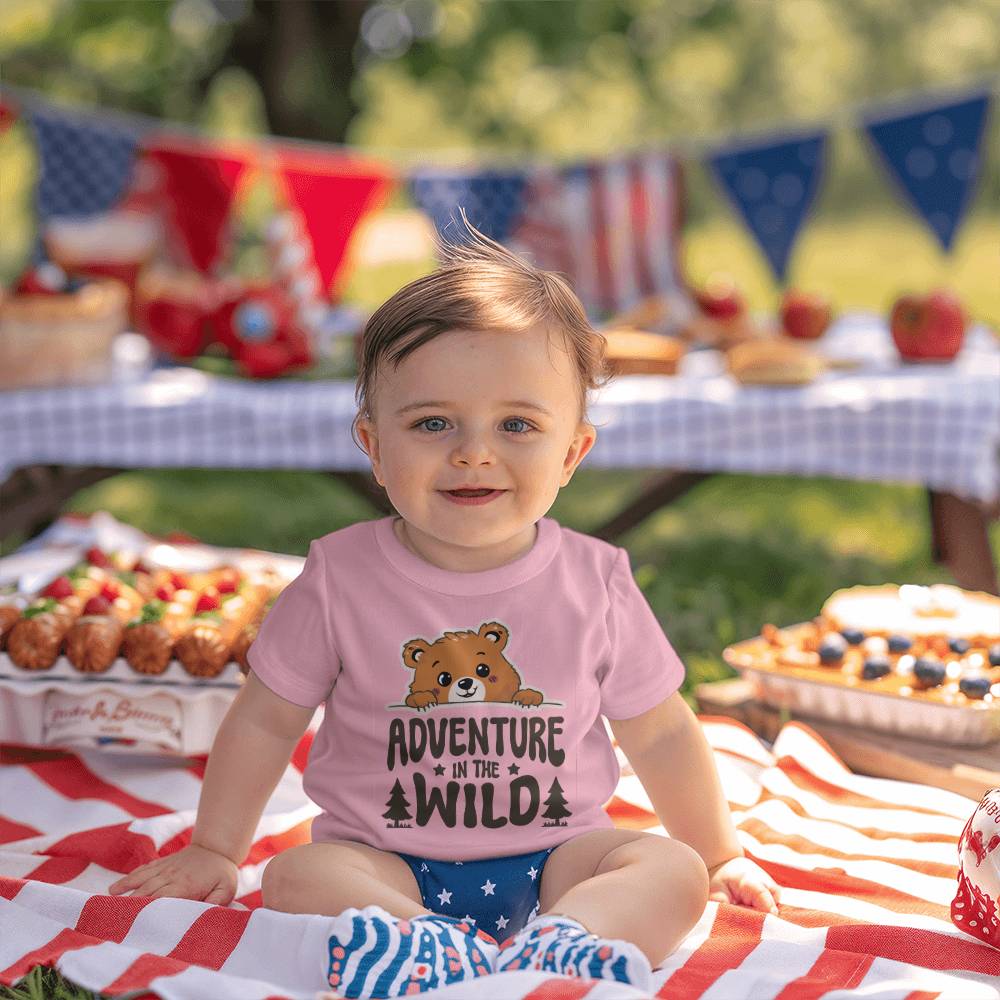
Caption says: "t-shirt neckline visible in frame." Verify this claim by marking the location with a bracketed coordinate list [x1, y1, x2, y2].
[373, 515, 561, 595]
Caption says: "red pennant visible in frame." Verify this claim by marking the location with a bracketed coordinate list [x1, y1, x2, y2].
[275, 146, 395, 298]
[143, 135, 251, 273]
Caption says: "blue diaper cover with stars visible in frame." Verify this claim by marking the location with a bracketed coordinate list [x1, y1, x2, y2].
[398, 846, 555, 943]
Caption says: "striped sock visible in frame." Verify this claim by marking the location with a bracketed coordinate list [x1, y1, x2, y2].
[325, 905, 499, 998]
[495, 914, 653, 992]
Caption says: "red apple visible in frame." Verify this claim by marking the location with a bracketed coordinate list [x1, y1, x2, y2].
[890, 290, 967, 362]
[781, 290, 833, 340]
[694, 274, 745, 320]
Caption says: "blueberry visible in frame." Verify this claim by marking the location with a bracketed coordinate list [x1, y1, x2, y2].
[913, 658, 946, 688]
[948, 637, 971, 655]
[887, 635, 912, 654]
[989, 644, 1000, 667]
[819, 636, 847, 664]
[959, 675, 992, 700]
[861, 657, 891, 680]
[840, 628, 865, 646]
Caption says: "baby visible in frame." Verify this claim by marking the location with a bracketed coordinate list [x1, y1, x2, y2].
[110, 222, 780, 997]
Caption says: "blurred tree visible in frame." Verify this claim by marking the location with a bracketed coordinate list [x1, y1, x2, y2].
[213, 1, 366, 141]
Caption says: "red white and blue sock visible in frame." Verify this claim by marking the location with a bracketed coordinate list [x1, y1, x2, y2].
[325, 905, 499, 998]
[495, 913, 653, 991]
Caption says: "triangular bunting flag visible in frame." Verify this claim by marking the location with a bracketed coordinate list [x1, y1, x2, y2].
[275, 147, 396, 299]
[28, 101, 145, 227]
[143, 135, 252, 273]
[863, 90, 992, 252]
[408, 169, 530, 243]
[707, 131, 827, 283]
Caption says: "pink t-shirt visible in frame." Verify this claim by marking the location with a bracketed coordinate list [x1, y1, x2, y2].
[247, 515, 684, 862]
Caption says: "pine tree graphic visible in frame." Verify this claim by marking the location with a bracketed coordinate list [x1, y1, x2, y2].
[383, 779, 413, 828]
[541, 777, 572, 826]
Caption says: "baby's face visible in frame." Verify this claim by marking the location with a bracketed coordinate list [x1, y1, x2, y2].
[356, 324, 596, 561]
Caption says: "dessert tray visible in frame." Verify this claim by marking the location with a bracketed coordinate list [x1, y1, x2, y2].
[724, 584, 1000, 747]
[0, 513, 304, 754]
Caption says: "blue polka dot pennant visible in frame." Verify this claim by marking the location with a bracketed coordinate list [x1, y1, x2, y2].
[409, 169, 530, 245]
[707, 132, 827, 284]
[862, 90, 992, 252]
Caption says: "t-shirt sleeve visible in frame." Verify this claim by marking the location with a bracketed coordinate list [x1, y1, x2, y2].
[599, 548, 686, 720]
[246, 539, 341, 708]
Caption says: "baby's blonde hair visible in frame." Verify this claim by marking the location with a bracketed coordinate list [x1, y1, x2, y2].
[351, 215, 611, 448]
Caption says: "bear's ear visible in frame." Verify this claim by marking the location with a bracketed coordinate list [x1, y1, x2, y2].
[402, 638, 431, 670]
[478, 622, 509, 650]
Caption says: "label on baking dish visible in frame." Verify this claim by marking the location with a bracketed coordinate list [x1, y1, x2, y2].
[42, 689, 183, 751]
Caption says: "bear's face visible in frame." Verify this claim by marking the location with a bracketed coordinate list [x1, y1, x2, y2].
[402, 622, 522, 704]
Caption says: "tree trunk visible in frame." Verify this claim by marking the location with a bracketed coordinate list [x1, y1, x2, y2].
[219, 0, 367, 142]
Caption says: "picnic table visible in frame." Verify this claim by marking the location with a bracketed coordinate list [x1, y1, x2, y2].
[2, 313, 998, 592]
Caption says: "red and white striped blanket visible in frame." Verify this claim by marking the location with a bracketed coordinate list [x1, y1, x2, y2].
[1, 718, 996, 999]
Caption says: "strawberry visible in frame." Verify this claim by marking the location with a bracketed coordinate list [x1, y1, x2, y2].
[170, 572, 190, 590]
[85, 546, 112, 568]
[196, 592, 221, 613]
[100, 580, 121, 601]
[43, 576, 74, 599]
[155, 585, 175, 602]
[216, 570, 239, 594]
[83, 596, 112, 616]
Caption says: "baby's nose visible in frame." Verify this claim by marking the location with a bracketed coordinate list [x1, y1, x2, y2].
[458, 677, 475, 690]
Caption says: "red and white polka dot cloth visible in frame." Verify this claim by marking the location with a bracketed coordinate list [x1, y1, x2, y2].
[953, 787, 1000, 950]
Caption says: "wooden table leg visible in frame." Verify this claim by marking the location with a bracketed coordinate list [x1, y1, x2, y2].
[928, 490, 999, 595]
[0, 465, 121, 548]
[591, 470, 711, 542]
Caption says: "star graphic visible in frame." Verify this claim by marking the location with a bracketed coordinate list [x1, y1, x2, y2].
[437, 888, 452, 906]
[480, 879, 496, 896]
[527, 866, 538, 881]
[508, 763, 520, 775]
[495, 915, 509, 931]
[433, 764, 446, 776]
[420, 863, 430, 872]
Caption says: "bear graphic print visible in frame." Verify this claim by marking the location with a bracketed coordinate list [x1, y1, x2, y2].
[385, 621, 570, 832]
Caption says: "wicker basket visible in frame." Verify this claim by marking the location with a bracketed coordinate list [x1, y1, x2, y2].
[0, 279, 129, 389]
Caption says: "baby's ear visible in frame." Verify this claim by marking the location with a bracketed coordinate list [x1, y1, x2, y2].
[402, 639, 430, 670]
[478, 622, 509, 650]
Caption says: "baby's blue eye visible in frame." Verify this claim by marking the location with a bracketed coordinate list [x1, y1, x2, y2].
[503, 418, 532, 434]
[416, 417, 448, 432]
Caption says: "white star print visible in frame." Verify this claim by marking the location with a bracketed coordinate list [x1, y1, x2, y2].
[420, 863, 429, 872]
[527, 866, 538, 881]
[437, 888, 452, 906]
[480, 879, 496, 896]
[495, 915, 509, 931]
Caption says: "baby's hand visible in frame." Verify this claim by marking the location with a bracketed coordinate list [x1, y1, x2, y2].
[108, 843, 238, 905]
[707, 855, 781, 914]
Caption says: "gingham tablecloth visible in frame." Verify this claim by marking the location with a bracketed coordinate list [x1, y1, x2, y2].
[2, 314, 998, 502]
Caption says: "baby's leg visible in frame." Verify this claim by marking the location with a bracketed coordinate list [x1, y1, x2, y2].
[261, 839, 431, 918]
[537, 829, 708, 967]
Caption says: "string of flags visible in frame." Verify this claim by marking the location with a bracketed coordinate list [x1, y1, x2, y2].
[0, 79, 993, 320]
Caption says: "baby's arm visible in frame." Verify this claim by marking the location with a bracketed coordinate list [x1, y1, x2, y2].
[109, 671, 314, 903]
[609, 691, 780, 913]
